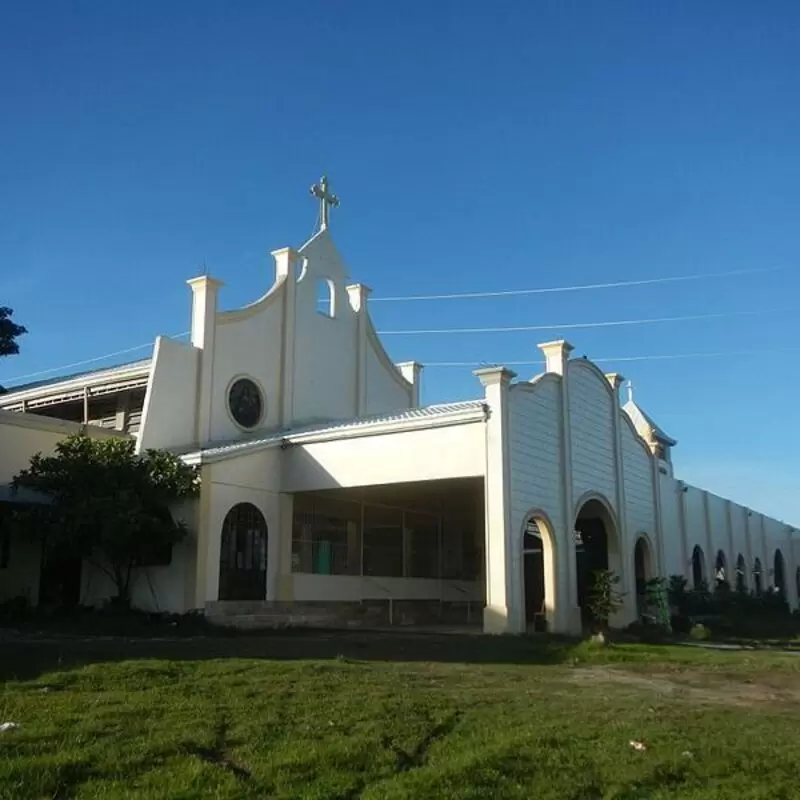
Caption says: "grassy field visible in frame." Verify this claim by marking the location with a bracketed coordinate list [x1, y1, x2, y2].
[2, 631, 800, 799]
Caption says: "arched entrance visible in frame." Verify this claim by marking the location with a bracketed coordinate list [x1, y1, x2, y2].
[735, 554, 747, 592]
[714, 550, 728, 589]
[691, 545, 706, 590]
[774, 549, 786, 596]
[753, 558, 763, 595]
[522, 514, 556, 632]
[574, 496, 620, 629]
[218, 503, 268, 601]
[633, 536, 652, 619]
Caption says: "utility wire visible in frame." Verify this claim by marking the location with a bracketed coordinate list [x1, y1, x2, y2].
[376, 307, 787, 336]
[4, 332, 190, 384]
[423, 346, 800, 367]
[371, 266, 783, 302]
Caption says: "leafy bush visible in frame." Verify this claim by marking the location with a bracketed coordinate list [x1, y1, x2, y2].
[587, 570, 626, 632]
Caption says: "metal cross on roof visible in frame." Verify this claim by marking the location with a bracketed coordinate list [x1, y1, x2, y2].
[310, 175, 339, 230]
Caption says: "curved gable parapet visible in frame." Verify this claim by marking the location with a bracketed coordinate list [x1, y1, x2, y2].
[567, 358, 616, 401]
[217, 273, 287, 325]
[620, 409, 655, 464]
[511, 372, 562, 395]
[365, 315, 414, 396]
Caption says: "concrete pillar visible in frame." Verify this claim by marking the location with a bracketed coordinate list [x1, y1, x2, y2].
[346, 282, 372, 416]
[187, 275, 223, 445]
[538, 340, 582, 634]
[474, 365, 518, 634]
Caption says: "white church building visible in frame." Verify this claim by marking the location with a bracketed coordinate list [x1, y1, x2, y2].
[1, 178, 798, 634]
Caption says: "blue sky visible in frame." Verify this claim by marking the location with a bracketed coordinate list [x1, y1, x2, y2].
[1, 2, 798, 523]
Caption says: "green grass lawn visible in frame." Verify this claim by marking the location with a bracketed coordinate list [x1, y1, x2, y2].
[2, 631, 800, 798]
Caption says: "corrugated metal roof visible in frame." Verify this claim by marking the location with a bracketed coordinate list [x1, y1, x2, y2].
[194, 400, 486, 461]
[1, 358, 151, 397]
[623, 400, 677, 446]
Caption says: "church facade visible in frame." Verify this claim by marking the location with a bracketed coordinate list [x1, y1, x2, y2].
[1, 179, 798, 633]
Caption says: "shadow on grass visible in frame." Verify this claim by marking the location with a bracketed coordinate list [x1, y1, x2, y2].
[1, 627, 581, 682]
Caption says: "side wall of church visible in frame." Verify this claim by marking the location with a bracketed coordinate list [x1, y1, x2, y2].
[670, 479, 797, 605]
[506, 377, 567, 629]
[658, 473, 685, 577]
[210, 298, 285, 442]
[620, 418, 656, 545]
[567, 362, 617, 513]
[138, 336, 199, 451]
[508, 379, 564, 538]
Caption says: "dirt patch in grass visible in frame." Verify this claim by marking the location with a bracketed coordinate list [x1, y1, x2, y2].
[571, 665, 800, 709]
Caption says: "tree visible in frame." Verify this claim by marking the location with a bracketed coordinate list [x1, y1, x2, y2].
[0, 306, 26, 357]
[586, 569, 626, 632]
[13, 435, 200, 607]
[0, 306, 27, 393]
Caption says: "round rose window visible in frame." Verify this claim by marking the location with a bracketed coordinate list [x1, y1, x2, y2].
[228, 378, 263, 429]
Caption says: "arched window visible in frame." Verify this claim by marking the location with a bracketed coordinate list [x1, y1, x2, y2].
[714, 550, 727, 588]
[774, 550, 786, 596]
[691, 545, 706, 590]
[753, 558, 763, 595]
[735, 554, 747, 592]
[218, 503, 268, 601]
[316, 278, 335, 318]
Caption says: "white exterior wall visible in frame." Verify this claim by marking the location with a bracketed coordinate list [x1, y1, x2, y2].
[658, 473, 685, 576]
[137, 336, 199, 451]
[364, 334, 413, 415]
[567, 362, 617, 513]
[620, 419, 656, 543]
[706, 493, 730, 574]
[508, 379, 564, 538]
[196, 450, 284, 606]
[0, 413, 125, 605]
[282, 423, 486, 493]
[211, 297, 285, 441]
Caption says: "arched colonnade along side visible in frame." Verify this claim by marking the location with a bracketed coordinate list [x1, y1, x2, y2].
[519, 493, 656, 635]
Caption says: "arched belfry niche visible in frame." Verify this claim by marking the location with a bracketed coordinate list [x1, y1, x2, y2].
[573, 492, 621, 629]
[520, 511, 558, 632]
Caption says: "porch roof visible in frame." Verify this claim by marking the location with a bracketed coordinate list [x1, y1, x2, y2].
[182, 400, 488, 465]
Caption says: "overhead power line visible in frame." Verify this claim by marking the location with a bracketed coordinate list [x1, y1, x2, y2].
[423, 346, 800, 367]
[4, 332, 190, 385]
[376, 307, 787, 336]
[371, 266, 783, 302]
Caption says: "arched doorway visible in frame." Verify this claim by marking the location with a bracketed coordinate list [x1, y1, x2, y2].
[522, 514, 556, 632]
[735, 554, 747, 592]
[774, 550, 786, 596]
[218, 503, 268, 601]
[633, 536, 652, 619]
[714, 550, 728, 589]
[691, 545, 706, 590]
[574, 496, 620, 629]
[753, 558, 763, 595]
[523, 518, 544, 631]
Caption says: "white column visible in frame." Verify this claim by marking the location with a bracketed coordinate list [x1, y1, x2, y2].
[538, 340, 582, 634]
[187, 275, 223, 445]
[273, 248, 299, 426]
[397, 361, 423, 407]
[346, 283, 372, 416]
[474, 366, 518, 634]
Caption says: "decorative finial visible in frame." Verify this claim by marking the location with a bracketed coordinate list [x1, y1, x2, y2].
[310, 175, 339, 231]
[627, 380, 634, 404]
